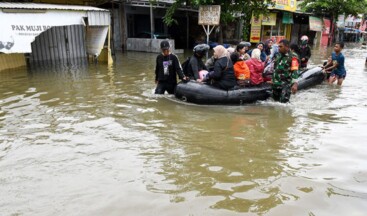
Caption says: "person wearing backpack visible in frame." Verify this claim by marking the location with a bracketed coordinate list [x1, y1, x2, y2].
[154, 40, 188, 94]
[183, 44, 210, 82]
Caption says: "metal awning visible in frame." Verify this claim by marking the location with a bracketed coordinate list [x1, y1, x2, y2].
[0, 2, 108, 12]
[0, 3, 110, 54]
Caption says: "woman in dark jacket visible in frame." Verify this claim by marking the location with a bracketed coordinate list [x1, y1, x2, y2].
[205, 45, 236, 90]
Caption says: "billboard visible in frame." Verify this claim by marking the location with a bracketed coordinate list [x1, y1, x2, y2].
[250, 14, 262, 43]
[269, 0, 297, 12]
[262, 13, 277, 26]
[198, 5, 221, 25]
[309, 16, 323, 31]
[0, 10, 85, 53]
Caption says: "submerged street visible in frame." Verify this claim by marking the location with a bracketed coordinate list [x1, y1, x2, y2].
[1, 45, 367, 215]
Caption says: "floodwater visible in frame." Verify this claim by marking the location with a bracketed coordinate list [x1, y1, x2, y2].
[1, 45, 367, 216]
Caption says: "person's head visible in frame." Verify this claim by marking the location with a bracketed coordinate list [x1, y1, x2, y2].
[290, 43, 300, 54]
[227, 47, 235, 55]
[257, 42, 264, 51]
[278, 39, 290, 54]
[265, 39, 274, 49]
[236, 43, 246, 54]
[160, 40, 170, 56]
[334, 42, 344, 52]
[251, 48, 261, 61]
[239, 41, 251, 52]
[300, 35, 309, 45]
[193, 44, 209, 58]
[213, 45, 228, 59]
[328, 56, 332, 62]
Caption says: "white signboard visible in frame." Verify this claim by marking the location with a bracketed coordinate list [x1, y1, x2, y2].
[0, 11, 86, 53]
[198, 5, 221, 26]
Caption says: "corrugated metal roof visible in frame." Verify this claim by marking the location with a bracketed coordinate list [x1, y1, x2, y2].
[0, 2, 108, 12]
[88, 11, 110, 26]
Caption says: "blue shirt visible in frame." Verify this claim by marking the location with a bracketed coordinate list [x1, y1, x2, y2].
[332, 52, 346, 76]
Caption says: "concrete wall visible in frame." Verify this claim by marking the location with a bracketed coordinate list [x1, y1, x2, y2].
[126, 38, 176, 53]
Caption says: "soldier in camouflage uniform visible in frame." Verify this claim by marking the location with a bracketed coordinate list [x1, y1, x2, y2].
[272, 39, 300, 103]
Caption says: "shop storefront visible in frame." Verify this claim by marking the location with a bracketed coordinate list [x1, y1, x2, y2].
[250, 0, 296, 44]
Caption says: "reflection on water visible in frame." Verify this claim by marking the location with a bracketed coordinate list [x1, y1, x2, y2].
[1, 44, 367, 215]
[142, 106, 295, 213]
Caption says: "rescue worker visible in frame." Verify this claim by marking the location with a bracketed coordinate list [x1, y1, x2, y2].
[272, 39, 300, 103]
[154, 40, 188, 94]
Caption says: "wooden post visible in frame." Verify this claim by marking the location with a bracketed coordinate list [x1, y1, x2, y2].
[150, 4, 155, 39]
[120, 3, 127, 52]
[108, 25, 113, 64]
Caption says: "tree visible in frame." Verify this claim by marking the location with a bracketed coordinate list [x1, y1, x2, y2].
[299, 0, 367, 23]
[300, 0, 367, 44]
[161, 0, 275, 42]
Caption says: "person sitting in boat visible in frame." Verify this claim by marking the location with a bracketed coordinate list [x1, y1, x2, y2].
[299, 35, 312, 69]
[248, 42, 267, 62]
[245, 49, 265, 86]
[203, 45, 236, 90]
[230, 43, 248, 63]
[230, 43, 251, 87]
[154, 40, 188, 94]
[238, 41, 252, 61]
[264, 39, 274, 56]
[263, 44, 279, 82]
[185, 44, 210, 81]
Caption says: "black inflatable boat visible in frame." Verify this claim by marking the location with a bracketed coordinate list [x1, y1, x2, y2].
[174, 66, 325, 105]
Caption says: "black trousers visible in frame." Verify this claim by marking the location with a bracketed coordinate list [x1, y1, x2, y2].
[155, 81, 176, 94]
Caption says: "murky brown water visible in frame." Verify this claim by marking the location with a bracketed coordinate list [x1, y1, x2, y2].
[1, 44, 367, 216]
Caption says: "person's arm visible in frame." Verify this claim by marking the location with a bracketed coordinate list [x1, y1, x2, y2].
[155, 55, 159, 83]
[324, 59, 338, 71]
[172, 54, 185, 80]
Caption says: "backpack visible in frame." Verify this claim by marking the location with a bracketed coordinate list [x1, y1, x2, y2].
[233, 61, 250, 80]
[181, 57, 191, 77]
[233, 61, 251, 87]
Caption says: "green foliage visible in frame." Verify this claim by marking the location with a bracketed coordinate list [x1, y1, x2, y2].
[162, 0, 275, 41]
[299, 0, 367, 20]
